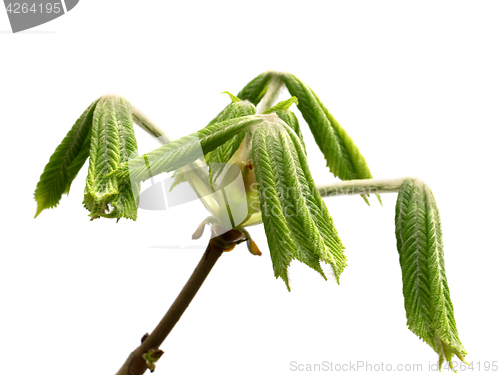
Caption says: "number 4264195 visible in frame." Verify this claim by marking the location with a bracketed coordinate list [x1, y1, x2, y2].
[6, 3, 62, 14]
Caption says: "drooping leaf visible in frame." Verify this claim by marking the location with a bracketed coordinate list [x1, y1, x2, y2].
[114, 115, 264, 183]
[282, 73, 374, 181]
[252, 114, 346, 290]
[395, 178, 467, 370]
[282, 123, 347, 282]
[83, 95, 139, 220]
[237, 71, 277, 106]
[275, 109, 307, 155]
[65, 129, 92, 193]
[34, 98, 100, 217]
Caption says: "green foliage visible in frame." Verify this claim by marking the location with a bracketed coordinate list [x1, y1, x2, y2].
[206, 93, 255, 128]
[275, 109, 307, 155]
[252, 114, 346, 290]
[282, 73, 373, 182]
[240, 71, 379, 204]
[114, 115, 263, 183]
[34, 98, 99, 217]
[395, 178, 466, 369]
[204, 94, 256, 185]
[33, 71, 467, 369]
[221, 91, 241, 103]
[236, 70, 276, 105]
[262, 96, 298, 114]
[83, 95, 139, 220]
[262, 96, 306, 153]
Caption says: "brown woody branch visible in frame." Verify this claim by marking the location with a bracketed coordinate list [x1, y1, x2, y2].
[115, 228, 245, 375]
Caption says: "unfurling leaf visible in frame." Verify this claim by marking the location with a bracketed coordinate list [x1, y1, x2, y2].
[221, 91, 241, 103]
[204, 98, 256, 185]
[206, 94, 256, 128]
[262, 96, 298, 114]
[252, 115, 346, 290]
[114, 115, 264, 183]
[395, 178, 467, 370]
[240, 71, 379, 205]
[83, 95, 140, 220]
[34, 98, 100, 217]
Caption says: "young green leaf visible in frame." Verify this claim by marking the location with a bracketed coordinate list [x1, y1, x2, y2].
[84, 95, 139, 220]
[204, 97, 256, 184]
[282, 124, 347, 282]
[282, 73, 374, 181]
[34, 98, 99, 217]
[237, 71, 277, 106]
[261, 96, 306, 153]
[395, 178, 467, 370]
[252, 115, 346, 290]
[206, 131, 247, 185]
[262, 96, 298, 114]
[221, 91, 241, 103]
[205, 94, 255, 128]
[274, 109, 307, 154]
[114, 115, 264, 183]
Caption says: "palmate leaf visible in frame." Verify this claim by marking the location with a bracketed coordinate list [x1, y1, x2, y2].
[239, 71, 379, 204]
[395, 178, 466, 369]
[34, 98, 100, 217]
[252, 114, 346, 290]
[113, 115, 264, 183]
[83, 95, 139, 220]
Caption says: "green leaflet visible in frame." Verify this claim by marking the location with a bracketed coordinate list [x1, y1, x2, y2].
[237, 71, 277, 105]
[275, 109, 307, 155]
[262, 96, 298, 114]
[34, 98, 100, 217]
[205, 96, 256, 185]
[282, 73, 374, 180]
[84, 96, 139, 220]
[252, 115, 346, 290]
[206, 130, 247, 185]
[206, 94, 255, 128]
[221, 91, 241, 103]
[262, 97, 306, 154]
[114, 115, 264, 183]
[395, 178, 466, 369]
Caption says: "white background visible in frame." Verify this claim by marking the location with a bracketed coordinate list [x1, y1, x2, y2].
[1, 1, 499, 374]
